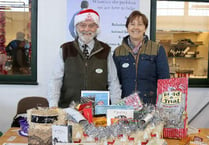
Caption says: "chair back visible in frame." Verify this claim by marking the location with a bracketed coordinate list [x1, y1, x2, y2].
[16, 96, 49, 114]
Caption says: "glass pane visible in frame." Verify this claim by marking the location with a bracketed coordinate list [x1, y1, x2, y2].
[0, 0, 31, 75]
[189, 2, 209, 16]
[156, 1, 209, 79]
[157, 1, 184, 16]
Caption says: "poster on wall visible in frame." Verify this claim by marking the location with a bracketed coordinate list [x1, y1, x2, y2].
[67, 0, 139, 52]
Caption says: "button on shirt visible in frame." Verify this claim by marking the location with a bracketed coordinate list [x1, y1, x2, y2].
[47, 39, 122, 107]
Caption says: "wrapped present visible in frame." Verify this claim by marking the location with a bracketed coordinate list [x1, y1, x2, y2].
[27, 107, 67, 145]
[116, 92, 143, 111]
[78, 102, 93, 123]
[52, 125, 72, 145]
[95, 105, 133, 115]
[66, 104, 166, 144]
[147, 138, 167, 145]
[93, 116, 107, 127]
[68, 121, 83, 143]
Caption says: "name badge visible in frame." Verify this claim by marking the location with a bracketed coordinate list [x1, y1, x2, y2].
[95, 68, 103, 74]
[122, 63, 129, 68]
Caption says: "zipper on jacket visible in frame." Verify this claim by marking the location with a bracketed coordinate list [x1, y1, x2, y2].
[133, 42, 144, 92]
[127, 45, 140, 92]
[84, 60, 88, 89]
[135, 53, 140, 91]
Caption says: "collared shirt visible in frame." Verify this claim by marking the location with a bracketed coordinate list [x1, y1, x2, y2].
[78, 38, 94, 54]
[127, 37, 142, 55]
[47, 38, 122, 107]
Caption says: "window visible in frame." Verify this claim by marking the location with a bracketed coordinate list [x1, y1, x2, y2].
[0, 0, 29, 12]
[157, 1, 184, 16]
[189, 2, 209, 16]
[151, 0, 209, 87]
[0, 0, 37, 84]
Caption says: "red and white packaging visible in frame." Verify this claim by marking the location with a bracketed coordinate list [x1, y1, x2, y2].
[116, 92, 143, 111]
[156, 77, 188, 139]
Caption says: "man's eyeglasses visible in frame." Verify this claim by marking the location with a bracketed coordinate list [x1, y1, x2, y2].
[78, 23, 97, 29]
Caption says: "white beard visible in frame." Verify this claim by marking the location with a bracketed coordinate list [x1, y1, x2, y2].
[77, 31, 97, 44]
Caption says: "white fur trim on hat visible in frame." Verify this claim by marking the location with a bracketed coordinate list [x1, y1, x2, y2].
[74, 9, 100, 26]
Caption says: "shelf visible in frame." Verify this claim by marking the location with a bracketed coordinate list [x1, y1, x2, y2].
[176, 70, 193, 74]
[170, 44, 200, 47]
[168, 56, 203, 59]
[157, 30, 209, 85]
[157, 30, 201, 34]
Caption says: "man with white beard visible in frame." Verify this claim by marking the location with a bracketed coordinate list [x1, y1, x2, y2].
[48, 8, 121, 108]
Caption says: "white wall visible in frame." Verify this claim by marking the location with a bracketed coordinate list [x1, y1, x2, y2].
[0, 0, 68, 133]
[0, 0, 208, 133]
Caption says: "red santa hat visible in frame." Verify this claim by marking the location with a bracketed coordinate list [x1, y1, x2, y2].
[74, 9, 100, 26]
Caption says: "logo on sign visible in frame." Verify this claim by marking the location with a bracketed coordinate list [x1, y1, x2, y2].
[161, 91, 182, 105]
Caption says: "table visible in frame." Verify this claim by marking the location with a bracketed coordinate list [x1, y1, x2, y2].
[0, 127, 27, 145]
[0, 128, 208, 145]
[165, 128, 209, 145]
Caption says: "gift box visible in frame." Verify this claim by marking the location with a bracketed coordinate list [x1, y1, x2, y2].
[27, 107, 67, 145]
[52, 125, 72, 145]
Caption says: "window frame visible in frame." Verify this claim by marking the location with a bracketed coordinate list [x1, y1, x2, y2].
[0, 0, 37, 85]
[150, 0, 209, 87]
